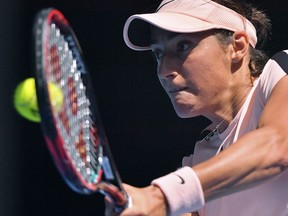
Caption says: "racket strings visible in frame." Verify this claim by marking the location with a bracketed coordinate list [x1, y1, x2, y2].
[46, 22, 102, 185]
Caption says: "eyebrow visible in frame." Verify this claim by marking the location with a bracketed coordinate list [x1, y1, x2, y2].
[150, 32, 181, 46]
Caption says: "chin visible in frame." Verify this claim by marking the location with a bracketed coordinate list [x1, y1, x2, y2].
[174, 107, 196, 118]
[176, 112, 195, 118]
[170, 97, 200, 118]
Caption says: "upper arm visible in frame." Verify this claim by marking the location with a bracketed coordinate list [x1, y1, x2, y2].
[256, 75, 288, 169]
[255, 50, 288, 167]
[258, 50, 288, 147]
[259, 75, 288, 131]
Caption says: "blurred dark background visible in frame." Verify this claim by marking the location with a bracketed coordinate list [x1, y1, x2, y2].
[0, 0, 287, 215]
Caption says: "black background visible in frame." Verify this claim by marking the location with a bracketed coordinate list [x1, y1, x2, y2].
[0, 0, 287, 215]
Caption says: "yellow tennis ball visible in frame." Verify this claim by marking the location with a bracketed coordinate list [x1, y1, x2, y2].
[14, 77, 64, 122]
[47, 82, 64, 112]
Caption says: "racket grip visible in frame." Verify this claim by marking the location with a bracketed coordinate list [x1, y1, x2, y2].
[114, 193, 132, 213]
[98, 182, 132, 212]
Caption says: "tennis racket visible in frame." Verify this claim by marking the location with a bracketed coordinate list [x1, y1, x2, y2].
[33, 8, 130, 212]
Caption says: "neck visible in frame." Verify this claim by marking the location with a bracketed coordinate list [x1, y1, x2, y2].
[206, 82, 252, 133]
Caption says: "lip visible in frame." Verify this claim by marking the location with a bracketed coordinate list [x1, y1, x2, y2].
[168, 87, 188, 94]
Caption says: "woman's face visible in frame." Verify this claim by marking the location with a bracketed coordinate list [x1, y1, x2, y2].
[150, 27, 233, 118]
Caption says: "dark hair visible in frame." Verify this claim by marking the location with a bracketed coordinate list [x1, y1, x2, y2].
[213, 0, 272, 77]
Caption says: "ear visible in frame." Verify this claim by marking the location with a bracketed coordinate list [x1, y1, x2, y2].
[230, 31, 250, 63]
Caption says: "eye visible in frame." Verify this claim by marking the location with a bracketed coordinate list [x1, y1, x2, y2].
[177, 41, 191, 52]
[151, 48, 164, 61]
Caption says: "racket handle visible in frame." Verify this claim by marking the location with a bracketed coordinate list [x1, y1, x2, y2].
[98, 182, 131, 212]
[114, 193, 132, 213]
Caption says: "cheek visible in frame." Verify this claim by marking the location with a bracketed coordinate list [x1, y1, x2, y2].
[184, 54, 230, 91]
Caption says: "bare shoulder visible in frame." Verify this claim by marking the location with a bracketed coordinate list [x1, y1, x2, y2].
[259, 74, 288, 128]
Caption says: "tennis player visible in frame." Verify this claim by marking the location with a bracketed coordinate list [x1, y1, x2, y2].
[106, 0, 288, 215]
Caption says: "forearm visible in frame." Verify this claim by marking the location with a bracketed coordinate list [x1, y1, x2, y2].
[194, 125, 288, 202]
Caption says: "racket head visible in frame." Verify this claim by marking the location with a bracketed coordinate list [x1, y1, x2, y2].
[34, 8, 129, 209]
[34, 8, 103, 194]
[33, 9, 130, 209]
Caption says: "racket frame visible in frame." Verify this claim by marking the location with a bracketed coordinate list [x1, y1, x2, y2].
[33, 8, 129, 210]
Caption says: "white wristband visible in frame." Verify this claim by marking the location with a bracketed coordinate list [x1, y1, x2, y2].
[151, 167, 205, 216]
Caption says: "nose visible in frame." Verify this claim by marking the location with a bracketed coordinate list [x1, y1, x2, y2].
[157, 54, 179, 80]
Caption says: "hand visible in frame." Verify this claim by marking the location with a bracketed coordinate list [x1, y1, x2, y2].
[105, 184, 169, 216]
